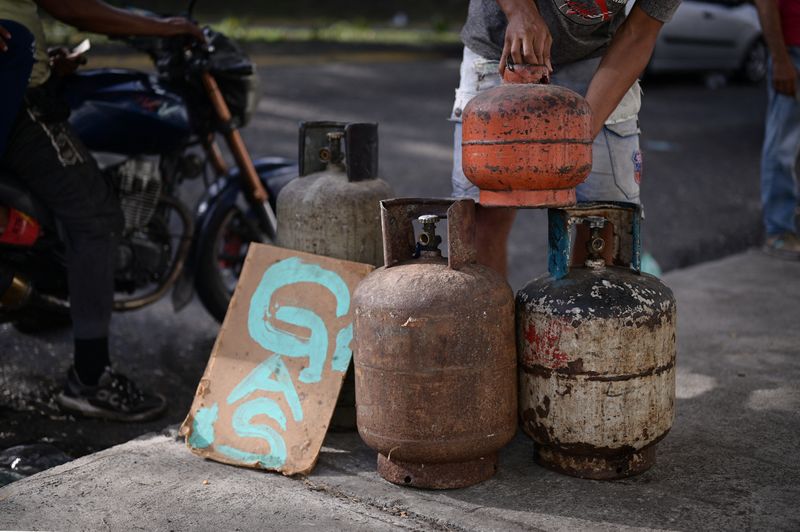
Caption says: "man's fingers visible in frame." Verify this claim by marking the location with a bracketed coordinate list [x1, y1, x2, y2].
[499, 48, 508, 74]
[509, 38, 523, 68]
[543, 33, 553, 72]
[522, 36, 540, 65]
[533, 34, 547, 67]
[190, 24, 206, 43]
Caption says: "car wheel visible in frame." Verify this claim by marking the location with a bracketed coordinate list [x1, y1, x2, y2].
[738, 39, 768, 83]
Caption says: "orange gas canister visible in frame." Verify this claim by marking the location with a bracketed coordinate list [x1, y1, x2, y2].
[461, 64, 593, 207]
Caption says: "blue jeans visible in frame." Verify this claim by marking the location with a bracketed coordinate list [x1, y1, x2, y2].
[761, 46, 800, 236]
[0, 20, 34, 156]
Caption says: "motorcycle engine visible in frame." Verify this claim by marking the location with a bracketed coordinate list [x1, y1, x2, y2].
[108, 158, 171, 291]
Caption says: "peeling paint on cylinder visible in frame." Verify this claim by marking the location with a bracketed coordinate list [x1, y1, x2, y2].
[517, 266, 677, 479]
[461, 65, 593, 207]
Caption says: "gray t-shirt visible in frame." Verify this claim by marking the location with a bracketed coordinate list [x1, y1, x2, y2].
[461, 0, 681, 67]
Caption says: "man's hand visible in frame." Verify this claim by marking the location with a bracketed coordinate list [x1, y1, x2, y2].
[772, 55, 798, 96]
[161, 17, 206, 43]
[497, 0, 553, 75]
[48, 46, 85, 77]
[0, 24, 10, 52]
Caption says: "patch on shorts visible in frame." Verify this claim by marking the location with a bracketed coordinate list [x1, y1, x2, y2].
[632, 150, 642, 184]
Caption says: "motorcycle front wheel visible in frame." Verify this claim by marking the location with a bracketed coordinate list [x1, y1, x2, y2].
[195, 204, 268, 322]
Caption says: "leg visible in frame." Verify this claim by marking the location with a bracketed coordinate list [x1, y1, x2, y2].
[453, 120, 516, 276]
[2, 107, 165, 419]
[761, 53, 800, 238]
[475, 206, 516, 276]
[3, 106, 123, 343]
[450, 48, 516, 276]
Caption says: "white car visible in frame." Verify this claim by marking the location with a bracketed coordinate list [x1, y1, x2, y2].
[646, 0, 767, 82]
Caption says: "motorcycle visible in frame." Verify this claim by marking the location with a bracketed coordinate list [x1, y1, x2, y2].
[0, 4, 295, 328]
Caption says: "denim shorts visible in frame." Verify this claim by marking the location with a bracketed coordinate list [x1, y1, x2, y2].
[451, 47, 642, 204]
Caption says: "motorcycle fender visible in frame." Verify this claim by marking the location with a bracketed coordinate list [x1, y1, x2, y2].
[173, 157, 297, 312]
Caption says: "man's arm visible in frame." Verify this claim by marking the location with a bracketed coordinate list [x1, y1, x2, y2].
[754, 0, 797, 96]
[584, 5, 664, 138]
[33, 0, 204, 41]
[496, 0, 553, 74]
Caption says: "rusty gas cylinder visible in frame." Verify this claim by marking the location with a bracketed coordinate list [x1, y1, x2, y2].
[517, 203, 676, 479]
[461, 63, 592, 208]
[353, 198, 517, 489]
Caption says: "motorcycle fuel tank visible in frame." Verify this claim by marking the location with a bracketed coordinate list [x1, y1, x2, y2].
[461, 64, 592, 207]
[64, 69, 191, 155]
[517, 204, 676, 479]
[353, 198, 517, 489]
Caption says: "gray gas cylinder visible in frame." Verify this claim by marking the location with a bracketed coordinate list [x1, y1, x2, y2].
[277, 122, 393, 267]
[277, 122, 394, 430]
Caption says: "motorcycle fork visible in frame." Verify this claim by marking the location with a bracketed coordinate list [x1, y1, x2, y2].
[200, 71, 277, 241]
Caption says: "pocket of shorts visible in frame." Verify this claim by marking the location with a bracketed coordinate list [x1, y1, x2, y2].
[605, 116, 640, 137]
[450, 88, 477, 122]
[604, 116, 642, 200]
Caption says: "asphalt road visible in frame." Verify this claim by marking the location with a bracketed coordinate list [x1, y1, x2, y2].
[0, 57, 770, 474]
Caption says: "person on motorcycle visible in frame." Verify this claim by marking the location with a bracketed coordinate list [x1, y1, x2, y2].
[0, 0, 203, 421]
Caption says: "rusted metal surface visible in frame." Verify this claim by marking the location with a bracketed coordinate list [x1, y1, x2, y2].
[377, 452, 498, 490]
[535, 442, 657, 480]
[517, 268, 677, 480]
[503, 62, 551, 85]
[461, 65, 592, 208]
[353, 198, 516, 489]
[517, 205, 676, 480]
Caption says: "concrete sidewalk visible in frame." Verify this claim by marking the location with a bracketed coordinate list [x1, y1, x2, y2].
[1, 250, 798, 531]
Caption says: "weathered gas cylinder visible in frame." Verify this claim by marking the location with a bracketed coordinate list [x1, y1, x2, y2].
[278, 122, 393, 265]
[461, 63, 592, 207]
[353, 198, 517, 489]
[277, 122, 394, 430]
[517, 203, 676, 479]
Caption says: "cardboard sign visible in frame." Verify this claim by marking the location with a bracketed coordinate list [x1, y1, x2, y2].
[180, 243, 374, 475]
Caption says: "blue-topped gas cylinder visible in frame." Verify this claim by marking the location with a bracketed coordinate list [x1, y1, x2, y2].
[516, 203, 676, 479]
